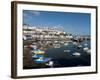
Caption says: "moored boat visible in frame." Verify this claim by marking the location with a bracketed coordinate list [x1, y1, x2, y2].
[83, 47, 89, 51]
[72, 52, 81, 56]
[34, 57, 51, 63]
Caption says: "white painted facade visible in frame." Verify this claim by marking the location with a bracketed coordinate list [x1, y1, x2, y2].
[23, 25, 73, 39]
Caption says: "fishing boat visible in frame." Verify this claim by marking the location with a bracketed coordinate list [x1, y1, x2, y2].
[32, 49, 51, 64]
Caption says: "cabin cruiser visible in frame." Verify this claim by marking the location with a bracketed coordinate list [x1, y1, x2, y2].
[72, 52, 81, 56]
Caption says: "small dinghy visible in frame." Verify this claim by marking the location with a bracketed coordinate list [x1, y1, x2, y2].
[83, 47, 89, 51]
[34, 57, 51, 63]
[32, 54, 42, 59]
[77, 45, 82, 49]
[86, 49, 91, 54]
[46, 61, 54, 67]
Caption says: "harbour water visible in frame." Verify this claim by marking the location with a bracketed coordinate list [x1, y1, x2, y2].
[45, 40, 91, 67]
[23, 39, 91, 69]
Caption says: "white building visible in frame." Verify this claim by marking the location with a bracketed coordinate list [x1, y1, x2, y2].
[23, 25, 73, 40]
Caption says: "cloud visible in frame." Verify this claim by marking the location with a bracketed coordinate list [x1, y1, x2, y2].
[23, 10, 41, 26]
[23, 10, 41, 20]
[31, 11, 40, 16]
[23, 11, 38, 19]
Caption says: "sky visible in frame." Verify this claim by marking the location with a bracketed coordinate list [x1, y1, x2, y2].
[23, 10, 91, 36]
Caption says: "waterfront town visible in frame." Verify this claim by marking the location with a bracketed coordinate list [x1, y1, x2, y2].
[23, 25, 91, 69]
